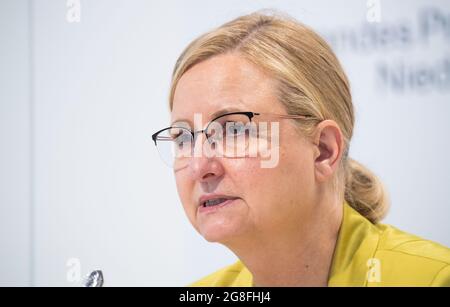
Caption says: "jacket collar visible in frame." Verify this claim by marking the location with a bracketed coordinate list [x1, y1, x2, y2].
[327, 202, 382, 286]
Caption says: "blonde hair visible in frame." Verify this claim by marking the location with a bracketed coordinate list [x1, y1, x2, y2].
[168, 11, 389, 223]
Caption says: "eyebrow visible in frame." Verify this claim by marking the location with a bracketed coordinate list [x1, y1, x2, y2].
[171, 106, 245, 126]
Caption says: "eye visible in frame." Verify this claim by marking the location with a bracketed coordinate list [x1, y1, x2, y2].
[225, 122, 246, 137]
[173, 130, 192, 149]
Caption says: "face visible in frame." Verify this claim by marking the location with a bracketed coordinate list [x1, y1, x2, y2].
[171, 53, 319, 245]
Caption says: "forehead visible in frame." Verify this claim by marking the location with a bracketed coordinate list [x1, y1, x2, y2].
[171, 53, 282, 124]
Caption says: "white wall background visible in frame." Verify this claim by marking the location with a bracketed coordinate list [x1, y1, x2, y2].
[1, 0, 449, 286]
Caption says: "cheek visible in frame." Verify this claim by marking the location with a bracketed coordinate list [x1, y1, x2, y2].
[234, 143, 314, 226]
[276, 139, 315, 201]
[223, 157, 261, 191]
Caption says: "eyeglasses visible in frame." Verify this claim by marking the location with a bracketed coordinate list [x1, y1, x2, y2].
[151, 111, 314, 170]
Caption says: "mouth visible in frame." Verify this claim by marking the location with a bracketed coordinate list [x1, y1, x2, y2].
[198, 195, 239, 213]
[202, 198, 231, 207]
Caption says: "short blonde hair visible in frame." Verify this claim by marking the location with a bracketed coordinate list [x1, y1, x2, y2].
[168, 11, 389, 223]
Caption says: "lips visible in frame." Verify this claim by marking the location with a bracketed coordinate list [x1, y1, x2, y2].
[203, 198, 229, 207]
[198, 195, 239, 208]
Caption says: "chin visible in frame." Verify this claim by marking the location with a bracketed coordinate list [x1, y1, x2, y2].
[201, 228, 235, 243]
[199, 223, 244, 243]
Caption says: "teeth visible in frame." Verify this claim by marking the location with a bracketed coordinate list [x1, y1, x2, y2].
[204, 198, 227, 207]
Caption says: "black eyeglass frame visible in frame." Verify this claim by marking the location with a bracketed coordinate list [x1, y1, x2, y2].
[151, 111, 313, 146]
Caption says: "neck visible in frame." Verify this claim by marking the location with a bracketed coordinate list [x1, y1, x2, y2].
[224, 196, 343, 287]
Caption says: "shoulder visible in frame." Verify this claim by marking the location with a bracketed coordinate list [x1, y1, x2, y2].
[332, 203, 450, 286]
[189, 260, 252, 287]
[372, 223, 450, 286]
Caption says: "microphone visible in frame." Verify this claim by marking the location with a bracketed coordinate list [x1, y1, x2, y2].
[83, 270, 104, 287]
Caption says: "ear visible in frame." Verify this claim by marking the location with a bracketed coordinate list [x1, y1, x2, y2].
[312, 120, 344, 183]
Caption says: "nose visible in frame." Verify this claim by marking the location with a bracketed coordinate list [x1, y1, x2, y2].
[188, 133, 225, 183]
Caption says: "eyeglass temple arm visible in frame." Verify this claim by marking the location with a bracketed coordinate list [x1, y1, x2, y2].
[254, 113, 313, 119]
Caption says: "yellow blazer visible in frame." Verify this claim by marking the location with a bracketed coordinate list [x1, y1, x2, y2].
[190, 202, 450, 286]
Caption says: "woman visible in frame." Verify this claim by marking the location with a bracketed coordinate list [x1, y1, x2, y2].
[152, 11, 450, 286]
